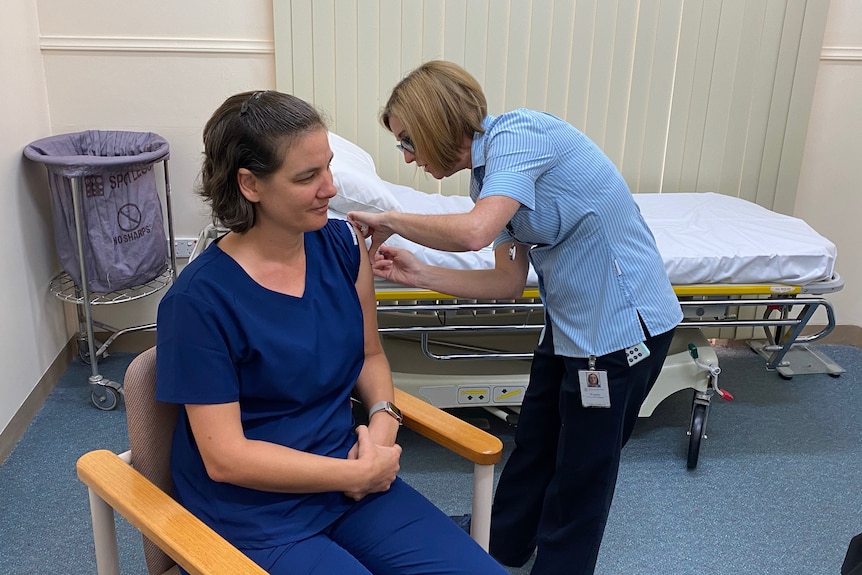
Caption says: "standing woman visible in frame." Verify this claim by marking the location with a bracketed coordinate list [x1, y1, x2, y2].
[155, 90, 508, 575]
[348, 61, 683, 574]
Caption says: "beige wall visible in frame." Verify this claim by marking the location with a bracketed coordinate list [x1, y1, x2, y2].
[0, 0, 275, 446]
[795, 0, 862, 329]
[0, 0, 69, 449]
[1, 0, 860, 441]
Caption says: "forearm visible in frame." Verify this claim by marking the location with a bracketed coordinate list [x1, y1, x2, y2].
[204, 438, 369, 494]
[400, 241, 529, 300]
[386, 211, 490, 252]
[352, 350, 400, 445]
[187, 401, 396, 496]
[417, 265, 527, 300]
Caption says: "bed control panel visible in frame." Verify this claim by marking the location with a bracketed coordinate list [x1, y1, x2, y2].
[454, 385, 527, 405]
[457, 387, 491, 404]
[492, 386, 526, 404]
[414, 384, 528, 408]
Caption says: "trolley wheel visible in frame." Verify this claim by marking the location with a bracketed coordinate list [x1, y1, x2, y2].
[78, 344, 92, 365]
[78, 342, 108, 365]
[91, 386, 120, 411]
[687, 403, 707, 470]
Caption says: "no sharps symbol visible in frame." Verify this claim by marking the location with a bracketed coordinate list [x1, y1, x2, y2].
[117, 203, 142, 232]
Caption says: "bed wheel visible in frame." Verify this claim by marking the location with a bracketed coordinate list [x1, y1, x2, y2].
[687, 403, 707, 469]
[91, 386, 120, 411]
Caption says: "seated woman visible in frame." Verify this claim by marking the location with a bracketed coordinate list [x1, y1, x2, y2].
[155, 90, 507, 575]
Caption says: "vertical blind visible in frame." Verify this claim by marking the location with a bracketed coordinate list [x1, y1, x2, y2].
[273, 0, 828, 213]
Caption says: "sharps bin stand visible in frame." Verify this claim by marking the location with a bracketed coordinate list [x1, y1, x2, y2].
[24, 131, 177, 410]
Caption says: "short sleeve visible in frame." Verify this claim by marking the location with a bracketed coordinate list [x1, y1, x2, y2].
[478, 110, 556, 210]
[155, 290, 240, 405]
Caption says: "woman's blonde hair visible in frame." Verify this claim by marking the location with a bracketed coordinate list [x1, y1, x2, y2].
[381, 60, 486, 173]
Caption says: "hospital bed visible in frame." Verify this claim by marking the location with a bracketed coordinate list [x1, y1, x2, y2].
[366, 187, 842, 470]
[191, 133, 842, 473]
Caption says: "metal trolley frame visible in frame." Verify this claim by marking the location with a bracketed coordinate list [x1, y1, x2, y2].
[27, 135, 177, 410]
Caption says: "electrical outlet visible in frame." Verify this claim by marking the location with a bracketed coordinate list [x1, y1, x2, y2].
[173, 238, 198, 259]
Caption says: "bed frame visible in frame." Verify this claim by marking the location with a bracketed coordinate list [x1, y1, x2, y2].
[376, 275, 843, 469]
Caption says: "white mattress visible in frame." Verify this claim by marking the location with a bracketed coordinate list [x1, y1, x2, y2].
[335, 185, 837, 287]
[634, 192, 836, 285]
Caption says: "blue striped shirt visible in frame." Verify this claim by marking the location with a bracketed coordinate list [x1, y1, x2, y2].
[470, 110, 682, 358]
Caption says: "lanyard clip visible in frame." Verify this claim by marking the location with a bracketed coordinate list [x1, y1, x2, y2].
[506, 223, 517, 261]
[588, 355, 597, 371]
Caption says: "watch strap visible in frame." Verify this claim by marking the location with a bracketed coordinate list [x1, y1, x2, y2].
[368, 400, 403, 424]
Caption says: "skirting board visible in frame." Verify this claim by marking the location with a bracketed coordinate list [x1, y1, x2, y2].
[0, 339, 75, 465]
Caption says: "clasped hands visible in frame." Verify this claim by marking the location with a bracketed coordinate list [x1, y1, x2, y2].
[343, 423, 401, 502]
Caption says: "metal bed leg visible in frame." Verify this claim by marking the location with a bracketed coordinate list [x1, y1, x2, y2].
[470, 462, 494, 551]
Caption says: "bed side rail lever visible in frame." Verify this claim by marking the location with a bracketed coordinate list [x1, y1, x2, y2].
[687, 343, 732, 401]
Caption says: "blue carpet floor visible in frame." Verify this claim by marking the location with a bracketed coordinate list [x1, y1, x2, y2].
[1, 344, 860, 574]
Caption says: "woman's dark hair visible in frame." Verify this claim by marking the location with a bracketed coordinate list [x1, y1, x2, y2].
[199, 90, 327, 233]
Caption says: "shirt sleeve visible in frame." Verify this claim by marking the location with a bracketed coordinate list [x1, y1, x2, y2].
[155, 290, 240, 405]
[478, 110, 555, 211]
[319, 219, 361, 283]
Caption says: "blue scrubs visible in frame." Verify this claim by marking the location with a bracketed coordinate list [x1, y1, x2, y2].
[156, 220, 506, 574]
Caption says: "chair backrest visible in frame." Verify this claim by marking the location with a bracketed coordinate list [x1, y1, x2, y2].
[124, 346, 179, 575]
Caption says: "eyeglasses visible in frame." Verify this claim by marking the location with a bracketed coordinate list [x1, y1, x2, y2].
[395, 135, 415, 155]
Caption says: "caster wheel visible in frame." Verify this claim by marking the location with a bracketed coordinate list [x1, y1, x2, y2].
[687, 403, 707, 470]
[78, 342, 108, 365]
[91, 386, 120, 411]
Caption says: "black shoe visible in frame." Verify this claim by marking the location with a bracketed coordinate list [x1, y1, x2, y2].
[448, 513, 472, 534]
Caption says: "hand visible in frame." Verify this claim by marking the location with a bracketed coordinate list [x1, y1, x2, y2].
[343, 425, 401, 501]
[371, 245, 425, 287]
[347, 211, 393, 256]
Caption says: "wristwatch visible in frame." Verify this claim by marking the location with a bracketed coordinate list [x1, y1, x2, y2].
[367, 400, 403, 424]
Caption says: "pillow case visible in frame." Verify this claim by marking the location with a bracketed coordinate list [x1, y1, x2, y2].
[328, 132, 402, 214]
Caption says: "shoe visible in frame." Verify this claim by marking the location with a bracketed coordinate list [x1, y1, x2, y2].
[448, 513, 471, 533]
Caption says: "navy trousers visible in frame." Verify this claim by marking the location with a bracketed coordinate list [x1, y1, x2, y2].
[242, 477, 507, 575]
[489, 321, 675, 574]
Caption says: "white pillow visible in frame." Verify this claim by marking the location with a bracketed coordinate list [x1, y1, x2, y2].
[328, 132, 403, 214]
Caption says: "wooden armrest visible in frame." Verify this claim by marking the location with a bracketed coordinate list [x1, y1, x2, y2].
[394, 388, 503, 466]
[77, 450, 266, 575]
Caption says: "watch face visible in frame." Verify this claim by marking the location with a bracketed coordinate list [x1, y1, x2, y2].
[389, 403, 403, 420]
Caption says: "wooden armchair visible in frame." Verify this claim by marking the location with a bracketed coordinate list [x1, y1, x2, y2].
[76, 347, 503, 575]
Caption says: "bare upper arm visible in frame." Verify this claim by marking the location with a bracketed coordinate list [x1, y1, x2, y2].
[352, 225, 384, 355]
[185, 402, 246, 478]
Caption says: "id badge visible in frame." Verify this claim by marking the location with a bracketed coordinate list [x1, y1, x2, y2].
[578, 370, 611, 408]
